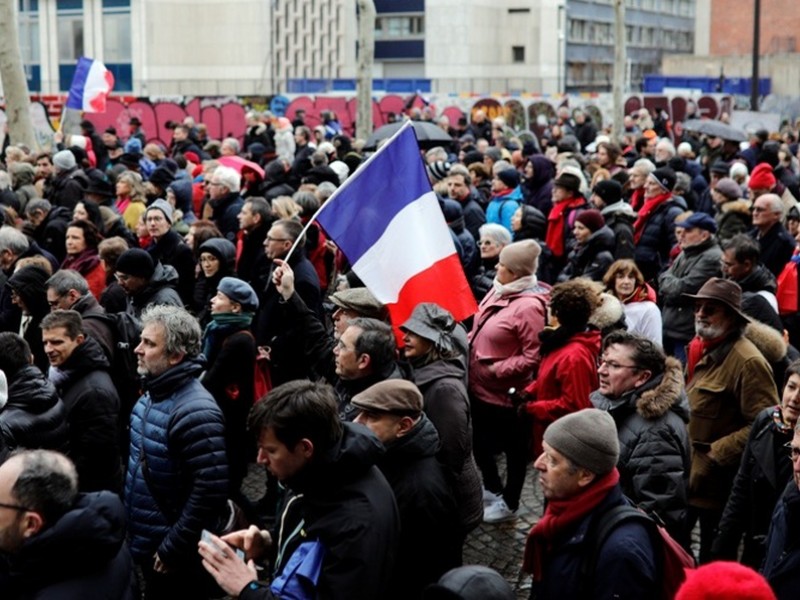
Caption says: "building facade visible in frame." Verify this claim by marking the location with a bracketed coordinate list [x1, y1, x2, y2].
[8, 0, 694, 97]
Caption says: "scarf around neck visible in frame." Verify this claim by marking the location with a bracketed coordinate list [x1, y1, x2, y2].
[523, 468, 620, 579]
[633, 190, 672, 243]
[546, 197, 586, 258]
[492, 274, 537, 298]
[201, 312, 254, 358]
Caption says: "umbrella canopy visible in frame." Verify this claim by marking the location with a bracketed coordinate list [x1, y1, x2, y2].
[218, 155, 265, 178]
[365, 120, 454, 150]
[683, 119, 747, 143]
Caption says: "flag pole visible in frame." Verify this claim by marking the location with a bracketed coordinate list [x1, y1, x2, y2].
[282, 119, 417, 264]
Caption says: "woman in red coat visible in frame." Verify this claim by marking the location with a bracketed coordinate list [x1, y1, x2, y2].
[522, 278, 602, 457]
[61, 220, 106, 300]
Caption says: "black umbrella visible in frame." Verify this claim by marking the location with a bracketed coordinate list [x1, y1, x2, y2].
[683, 119, 747, 142]
[365, 120, 454, 150]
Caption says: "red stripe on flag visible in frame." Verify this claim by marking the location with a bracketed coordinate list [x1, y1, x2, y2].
[385, 254, 477, 335]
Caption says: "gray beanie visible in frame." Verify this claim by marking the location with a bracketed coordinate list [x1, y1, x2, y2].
[53, 149, 76, 172]
[145, 199, 174, 224]
[543, 408, 619, 475]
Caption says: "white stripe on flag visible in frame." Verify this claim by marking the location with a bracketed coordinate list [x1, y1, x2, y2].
[351, 191, 457, 304]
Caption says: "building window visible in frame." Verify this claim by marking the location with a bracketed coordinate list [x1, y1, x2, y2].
[375, 14, 424, 39]
[103, 0, 131, 91]
[512, 46, 525, 63]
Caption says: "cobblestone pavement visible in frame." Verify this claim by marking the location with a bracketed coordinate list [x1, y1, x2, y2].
[243, 460, 542, 598]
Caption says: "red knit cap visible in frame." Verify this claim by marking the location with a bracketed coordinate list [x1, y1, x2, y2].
[675, 561, 776, 600]
[748, 163, 776, 190]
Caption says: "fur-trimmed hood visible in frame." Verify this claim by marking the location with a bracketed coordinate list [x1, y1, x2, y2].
[589, 292, 626, 332]
[635, 356, 690, 421]
[591, 356, 690, 422]
[719, 198, 752, 215]
[744, 319, 787, 363]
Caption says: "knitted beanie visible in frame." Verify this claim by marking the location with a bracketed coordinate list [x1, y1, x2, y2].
[543, 409, 619, 475]
[496, 168, 520, 189]
[145, 199, 174, 224]
[748, 163, 776, 190]
[675, 561, 776, 600]
[116, 248, 155, 279]
[53, 150, 76, 171]
[498, 240, 541, 277]
[714, 177, 742, 200]
[575, 209, 605, 233]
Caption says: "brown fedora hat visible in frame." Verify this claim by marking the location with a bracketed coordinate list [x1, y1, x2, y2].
[683, 277, 750, 323]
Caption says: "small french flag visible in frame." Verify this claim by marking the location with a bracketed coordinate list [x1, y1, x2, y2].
[66, 57, 115, 113]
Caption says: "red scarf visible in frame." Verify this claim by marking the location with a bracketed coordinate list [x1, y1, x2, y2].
[61, 248, 100, 276]
[620, 282, 657, 304]
[629, 187, 645, 212]
[632, 191, 672, 243]
[522, 468, 620, 579]
[546, 197, 586, 259]
[686, 334, 728, 381]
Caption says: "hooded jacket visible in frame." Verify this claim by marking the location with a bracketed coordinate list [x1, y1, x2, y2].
[600, 201, 637, 259]
[590, 357, 691, 540]
[240, 423, 399, 600]
[210, 190, 245, 242]
[126, 262, 183, 318]
[33, 206, 73, 265]
[193, 237, 236, 324]
[0, 365, 69, 462]
[51, 336, 122, 493]
[10, 162, 38, 213]
[522, 155, 555, 216]
[378, 416, 461, 599]
[7, 266, 50, 373]
[761, 482, 800, 598]
[0, 491, 137, 600]
[715, 198, 751, 242]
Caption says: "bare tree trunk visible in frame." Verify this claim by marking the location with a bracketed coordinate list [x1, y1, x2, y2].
[0, 0, 37, 150]
[612, 0, 626, 143]
[356, 0, 375, 141]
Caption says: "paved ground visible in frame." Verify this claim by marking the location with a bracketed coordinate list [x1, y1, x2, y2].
[243, 460, 542, 598]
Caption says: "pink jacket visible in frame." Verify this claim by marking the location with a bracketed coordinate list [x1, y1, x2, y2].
[468, 287, 549, 408]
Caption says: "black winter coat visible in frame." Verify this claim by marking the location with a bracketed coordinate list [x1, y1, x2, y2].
[378, 416, 461, 600]
[241, 423, 399, 600]
[530, 485, 658, 600]
[558, 226, 615, 283]
[52, 336, 122, 493]
[414, 358, 483, 533]
[750, 222, 796, 278]
[210, 191, 244, 243]
[590, 357, 691, 541]
[712, 408, 794, 567]
[761, 482, 800, 599]
[146, 229, 195, 305]
[33, 206, 72, 264]
[0, 492, 138, 600]
[126, 262, 183, 318]
[600, 202, 636, 259]
[633, 198, 684, 285]
[0, 365, 69, 461]
[47, 168, 86, 210]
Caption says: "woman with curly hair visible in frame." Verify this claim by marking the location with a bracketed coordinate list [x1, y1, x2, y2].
[603, 259, 662, 346]
[61, 220, 106, 299]
[114, 170, 148, 231]
[521, 278, 603, 457]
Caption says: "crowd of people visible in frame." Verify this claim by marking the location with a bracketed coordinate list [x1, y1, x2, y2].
[1, 105, 800, 599]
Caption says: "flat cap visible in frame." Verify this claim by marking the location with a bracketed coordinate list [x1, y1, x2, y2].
[350, 380, 423, 415]
[329, 287, 387, 321]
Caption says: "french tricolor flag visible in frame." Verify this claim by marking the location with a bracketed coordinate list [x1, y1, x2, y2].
[66, 57, 114, 113]
[316, 122, 477, 328]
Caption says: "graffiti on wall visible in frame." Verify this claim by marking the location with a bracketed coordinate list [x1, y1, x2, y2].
[2, 92, 738, 151]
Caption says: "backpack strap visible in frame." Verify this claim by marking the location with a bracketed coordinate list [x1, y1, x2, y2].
[578, 504, 659, 597]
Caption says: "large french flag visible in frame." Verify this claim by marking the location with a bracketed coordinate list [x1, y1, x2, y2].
[66, 57, 114, 113]
[316, 122, 477, 328]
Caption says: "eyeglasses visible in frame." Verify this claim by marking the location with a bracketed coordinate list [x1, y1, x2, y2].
[694, 303, 721, 316]
[785, 442, 800, 462]
[478, 240, 496, 247]
[0, 500, 30, 512]
[596, 356, 640, 371]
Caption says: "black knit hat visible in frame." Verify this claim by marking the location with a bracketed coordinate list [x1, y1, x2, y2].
[116, 249, 155, 279]
[649, 167, 677, 192]
[592, 180, 622, 206]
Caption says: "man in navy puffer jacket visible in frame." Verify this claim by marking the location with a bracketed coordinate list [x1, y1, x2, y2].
[124, 304, 229, 599]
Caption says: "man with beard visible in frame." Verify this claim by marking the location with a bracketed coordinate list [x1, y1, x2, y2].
[684, 278, 778, 563]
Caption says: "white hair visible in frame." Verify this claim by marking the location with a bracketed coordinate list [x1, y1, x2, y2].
[213, 165, 241, 193]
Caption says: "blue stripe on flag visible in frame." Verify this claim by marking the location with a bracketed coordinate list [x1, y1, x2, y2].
[65, 57, 92, 110]
[316, 125, 432, 264]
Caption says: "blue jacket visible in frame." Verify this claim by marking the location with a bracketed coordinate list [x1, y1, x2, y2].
[485, 186, 523, 232]
[124, 359, 229, 568]
[530, 485, 658, 600]
[762, 482, 800, 599]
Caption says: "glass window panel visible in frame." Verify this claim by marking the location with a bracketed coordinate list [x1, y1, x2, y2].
[103, 12, 131, 62]
[57, 16, 84, 61]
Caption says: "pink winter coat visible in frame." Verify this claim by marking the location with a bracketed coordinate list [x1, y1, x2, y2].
[468, 286, 549, 408]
